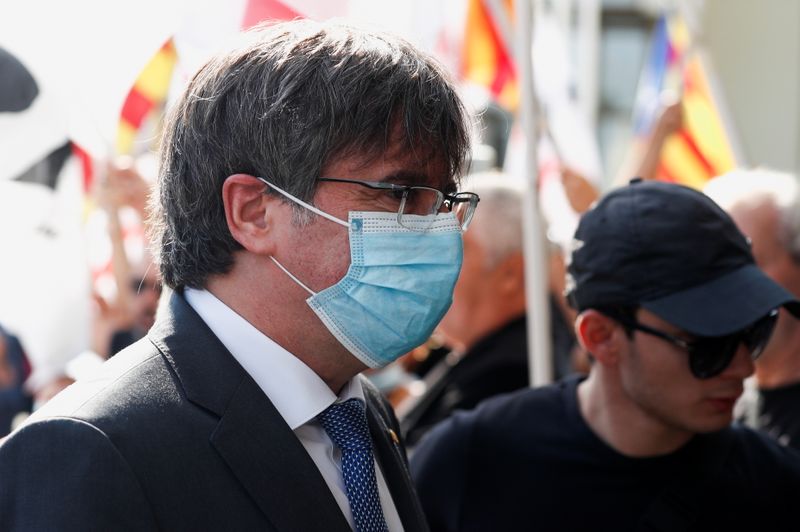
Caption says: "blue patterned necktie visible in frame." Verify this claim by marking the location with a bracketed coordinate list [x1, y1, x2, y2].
[318, 398, 389, 532]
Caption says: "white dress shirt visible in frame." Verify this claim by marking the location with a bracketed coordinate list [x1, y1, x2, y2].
[185, 288, 403, 531]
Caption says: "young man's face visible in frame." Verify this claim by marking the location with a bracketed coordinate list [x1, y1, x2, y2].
[617, 309, 755, 435]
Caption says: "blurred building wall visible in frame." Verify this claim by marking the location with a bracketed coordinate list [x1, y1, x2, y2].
[702, 0, 800, 175]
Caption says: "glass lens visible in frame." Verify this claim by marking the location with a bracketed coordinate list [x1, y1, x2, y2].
[400, 187, 442, 216]
[687, 310, 779, 379]
[398, 187, 442, 231]
[688, 335, 740, 379]
[398, 188, 477, 231]
[743, 310, 779, 359]
[452, 193, 477, 230]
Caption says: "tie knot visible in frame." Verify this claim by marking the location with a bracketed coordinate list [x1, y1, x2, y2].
[318, 398, 372, 451]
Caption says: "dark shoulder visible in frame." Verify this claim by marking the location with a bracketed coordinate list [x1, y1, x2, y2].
[20, 337, 181, 437]
[419, 377, 577, 452]
[702, 423, 800, 526]
[0, 414, 158, 529]
[467, 377, 576, 431]
[727, 423, 800, 481]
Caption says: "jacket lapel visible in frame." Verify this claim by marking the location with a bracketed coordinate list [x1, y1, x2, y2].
[366, 394, 430, 532]
[150, 291, 349, 532]
[211, 376, 350, 532]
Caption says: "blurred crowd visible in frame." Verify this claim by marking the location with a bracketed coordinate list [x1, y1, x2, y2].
[5, 85, 800, 455]
[0, 155, 162, 428]
[1, 17, 800, 532]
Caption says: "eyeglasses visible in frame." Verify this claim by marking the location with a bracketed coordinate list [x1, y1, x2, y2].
[617, 309, 779, 379]
[317, 177, 479, 231]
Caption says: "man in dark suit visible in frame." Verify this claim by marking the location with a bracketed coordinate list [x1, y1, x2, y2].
[411, 179, 800, 531]
[0, 20, 475, 530]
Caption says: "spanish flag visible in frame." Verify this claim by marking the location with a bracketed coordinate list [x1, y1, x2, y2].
[116, 39, 177, 156]
[462, 0, 518, 111]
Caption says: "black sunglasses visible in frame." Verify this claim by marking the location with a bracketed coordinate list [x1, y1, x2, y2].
[610, 308, 779, 379]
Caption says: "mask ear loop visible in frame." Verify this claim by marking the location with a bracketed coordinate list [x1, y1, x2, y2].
[255, 177, 346, 296]
[270, 256, 317, 296]
[256, 177, 349, 228]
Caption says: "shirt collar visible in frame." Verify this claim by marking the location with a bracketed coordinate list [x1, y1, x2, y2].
[184, 287, 364, 429]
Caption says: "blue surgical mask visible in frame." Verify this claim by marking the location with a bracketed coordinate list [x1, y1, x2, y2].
[260, 178, 463, 368]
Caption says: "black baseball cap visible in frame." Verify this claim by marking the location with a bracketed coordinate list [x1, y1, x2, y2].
[565, 178, 800, 336]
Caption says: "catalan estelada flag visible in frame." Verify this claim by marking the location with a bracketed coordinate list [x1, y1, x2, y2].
[116, 39, 177, 156]
[634, 15, 737, 189]
[462, 0, 517, 111]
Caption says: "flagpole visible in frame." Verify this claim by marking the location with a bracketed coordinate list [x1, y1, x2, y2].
[576, 0, 600, 131]
[516, 0, 552, 387]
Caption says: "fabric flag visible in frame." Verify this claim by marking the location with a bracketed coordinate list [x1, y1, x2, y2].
[462, 0, 518, 111]
[242, 0, 301, 26]
[0, 160, 92, 392]
[633, 15, 736, 189]
[117, 40, 178, 156]
[242, 0, 351, 28]
[0, 47, 68, 183]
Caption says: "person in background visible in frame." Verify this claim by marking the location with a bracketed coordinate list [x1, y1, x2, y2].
[30, 158, 162, 408]
[0, 19, 474, 530]
[411, 179, 800, 531]
[705, 169, 800, 448]
[0, 326, 32, 437]
[105, 251, 161, 357]
[398, 172, 581, 448]
[615, 96, 684, 184]
[94, 157, 161, 358]
[397, 174, 529, 447]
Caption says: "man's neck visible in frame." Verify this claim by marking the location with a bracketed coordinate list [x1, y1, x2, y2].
[205, 274, 364, 395]
[577, 372, 694, 457]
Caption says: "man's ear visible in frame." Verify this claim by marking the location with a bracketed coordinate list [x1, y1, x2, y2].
[222, 174, 281, 255]
[495, 252, 525, 295]
[575, 310, 625, 366]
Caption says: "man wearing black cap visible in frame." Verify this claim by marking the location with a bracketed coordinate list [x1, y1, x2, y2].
[410, 179, 800, 531]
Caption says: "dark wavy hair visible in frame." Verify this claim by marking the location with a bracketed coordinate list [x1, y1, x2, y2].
[149, 20, 472, 289]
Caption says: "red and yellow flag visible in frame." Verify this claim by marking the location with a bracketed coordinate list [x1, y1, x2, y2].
[462, 0, 518, 111]
[640, 16, 736, 189]
[116, 39, 177, 156]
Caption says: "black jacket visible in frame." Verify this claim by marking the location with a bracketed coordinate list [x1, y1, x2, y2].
[401, 316, 529, 447]
[0, 290, 428, 531]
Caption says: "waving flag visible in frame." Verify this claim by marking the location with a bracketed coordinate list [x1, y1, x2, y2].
[633, 15, 738, 189]
[462, 0, 517, 111]
[117, 40, 178, 156]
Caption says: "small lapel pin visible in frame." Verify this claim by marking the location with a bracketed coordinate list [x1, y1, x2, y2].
[388, 428, 400, 445]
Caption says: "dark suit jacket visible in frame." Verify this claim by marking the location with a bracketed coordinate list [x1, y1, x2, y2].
[0, 291, 428, 531]
[401, 316, 529, 447]
[0, 326, 32, 437]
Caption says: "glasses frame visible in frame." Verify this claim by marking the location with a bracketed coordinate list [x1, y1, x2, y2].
[605, 307, 779, 379]
[317, 177, 479, 230]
